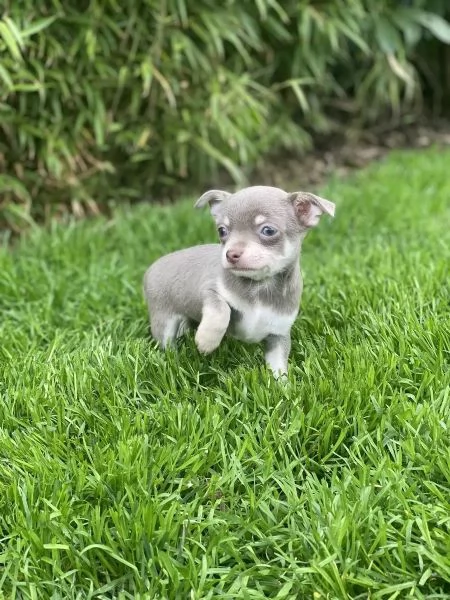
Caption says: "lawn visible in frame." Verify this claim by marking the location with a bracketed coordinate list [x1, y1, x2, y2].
[0, 147, 449, 599]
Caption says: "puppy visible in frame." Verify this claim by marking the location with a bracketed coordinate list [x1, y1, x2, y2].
[143, 186, 335, 377]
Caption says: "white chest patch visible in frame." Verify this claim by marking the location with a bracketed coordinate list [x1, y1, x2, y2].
[217, 281, 298, 343]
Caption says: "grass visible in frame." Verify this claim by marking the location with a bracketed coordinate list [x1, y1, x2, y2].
[0, 147, 449, 599]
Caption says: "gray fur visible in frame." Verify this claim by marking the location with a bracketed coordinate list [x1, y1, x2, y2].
[143, 185, 335, 377]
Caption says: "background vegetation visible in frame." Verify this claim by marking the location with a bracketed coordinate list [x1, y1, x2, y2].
[1, 0, 450, 229]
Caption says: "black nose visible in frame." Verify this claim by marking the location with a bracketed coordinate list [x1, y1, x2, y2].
[226, 248, 243, 264]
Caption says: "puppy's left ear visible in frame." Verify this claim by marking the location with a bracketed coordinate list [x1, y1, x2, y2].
[194, 189, 231, 217]
[288, 191, 335, 228]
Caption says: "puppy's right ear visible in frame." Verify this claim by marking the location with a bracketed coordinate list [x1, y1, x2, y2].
[194, 189, 231, 217]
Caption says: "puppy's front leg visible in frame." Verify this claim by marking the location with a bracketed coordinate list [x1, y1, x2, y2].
[264, 333, 291, 378]
[195, 292, 231, 354]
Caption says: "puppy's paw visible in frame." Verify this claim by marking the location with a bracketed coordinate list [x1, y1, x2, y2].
[271, 368, 288, 382]
[195, 327, 221, 354]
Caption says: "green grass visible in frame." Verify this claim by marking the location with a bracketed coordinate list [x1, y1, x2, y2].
[0, 147, 449, 599]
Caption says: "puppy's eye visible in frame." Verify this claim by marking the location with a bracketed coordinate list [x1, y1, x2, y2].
[217, 226, 229, 239]
[260, 225, 278, 237]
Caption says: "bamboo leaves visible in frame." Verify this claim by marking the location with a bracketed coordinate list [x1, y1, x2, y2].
[1, 1, 450, 229]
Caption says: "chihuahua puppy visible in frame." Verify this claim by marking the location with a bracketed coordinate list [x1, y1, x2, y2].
[143, 186, 335, 377]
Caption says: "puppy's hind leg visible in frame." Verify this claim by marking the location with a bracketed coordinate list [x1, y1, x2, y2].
[150, 311, 187, 349]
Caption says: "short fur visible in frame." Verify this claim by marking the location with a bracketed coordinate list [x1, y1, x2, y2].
[143, 185, 335, 377]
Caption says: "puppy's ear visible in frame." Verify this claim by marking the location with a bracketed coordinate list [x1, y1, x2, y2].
[288, 191, 335, 228]
[194, 189, 231, 217]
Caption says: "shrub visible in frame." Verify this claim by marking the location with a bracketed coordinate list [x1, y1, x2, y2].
[1, 0, 450, 228]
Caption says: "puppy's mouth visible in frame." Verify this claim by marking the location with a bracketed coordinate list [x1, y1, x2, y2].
[228, 266, 272, 281]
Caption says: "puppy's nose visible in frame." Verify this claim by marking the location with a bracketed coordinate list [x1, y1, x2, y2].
[226, 248, 243, 264]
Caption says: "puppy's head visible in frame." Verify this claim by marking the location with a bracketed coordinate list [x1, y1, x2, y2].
[195, 185, 335, 281]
